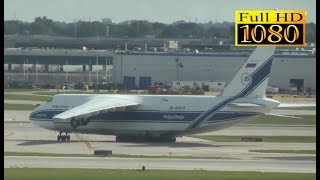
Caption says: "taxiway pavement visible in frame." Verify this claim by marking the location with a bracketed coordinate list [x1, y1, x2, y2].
[4, 108, 316, 173]
[4, 156, 316, 173]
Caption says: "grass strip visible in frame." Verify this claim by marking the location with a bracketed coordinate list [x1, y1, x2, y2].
[4, 103, 37, 110]
[4, 151, 236, 159]
[4, 94, 51, 101]
[4, 168, 315, 180]
[276, 107, 316, 110]
[4, 88, 39, 92]
[244, 115, 316, 125]
[32, 90, 148, 96]
[190, 135, 316, 143]
[250, 150, 316, 154]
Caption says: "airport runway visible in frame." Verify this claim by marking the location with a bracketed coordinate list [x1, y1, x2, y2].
[4, 108, 316, 173]
[201, 125, 316, 136]
[4, 156, 316, 173]
[4, 121, 316, 159]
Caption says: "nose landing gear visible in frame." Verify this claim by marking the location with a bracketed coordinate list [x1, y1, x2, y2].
[57, 132, 70, 142]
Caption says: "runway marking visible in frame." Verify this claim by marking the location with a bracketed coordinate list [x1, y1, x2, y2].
[74, 134, 92, 150]
[5, 132, 15, 137]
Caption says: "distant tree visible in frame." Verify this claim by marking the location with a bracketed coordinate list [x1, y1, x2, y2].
[3, 18, 317, 43]
[30, 16, 55, 35]
[4, 20, 22, 34]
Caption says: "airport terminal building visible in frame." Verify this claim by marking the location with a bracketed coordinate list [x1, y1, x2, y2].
[112, 51, 316, 92]
[4, 48, 316, 93]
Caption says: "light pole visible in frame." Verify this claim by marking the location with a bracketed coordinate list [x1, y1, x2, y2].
[175, 57, 179, 80]
[26, 59, 29, 79]
[89, 60, 91, 83]
[23, 60, 25, 79]
[65, 59, 68, 81]
[96, 56, 99, 88]
[73, 19, 77, 38]
[36, 59, 38, 85]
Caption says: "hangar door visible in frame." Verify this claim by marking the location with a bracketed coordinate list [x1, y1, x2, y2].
[290, 79, 304, 93]
[139, 77, 152, 90]
[123, 76, 136, 90]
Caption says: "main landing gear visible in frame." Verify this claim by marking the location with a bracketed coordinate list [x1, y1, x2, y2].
[57, 132, 70, 142]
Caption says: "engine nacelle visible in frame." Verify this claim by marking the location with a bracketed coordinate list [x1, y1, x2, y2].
[53, 118, 90, 131]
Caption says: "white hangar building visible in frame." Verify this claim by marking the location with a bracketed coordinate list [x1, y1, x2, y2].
[112, 51, 316, 92]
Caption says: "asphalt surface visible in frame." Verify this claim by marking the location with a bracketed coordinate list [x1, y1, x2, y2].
[4, 156, 316, 173]
[4, 105, 316, 173]
[4, 121, 316, 159]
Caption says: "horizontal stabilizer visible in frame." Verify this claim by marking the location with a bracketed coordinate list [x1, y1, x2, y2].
[228, 103, 263, 108]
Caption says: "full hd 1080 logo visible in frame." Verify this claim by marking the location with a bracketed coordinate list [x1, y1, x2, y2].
[235, 10, 305, 46]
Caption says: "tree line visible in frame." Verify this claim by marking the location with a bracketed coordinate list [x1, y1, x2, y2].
[4, 16, 316, 43]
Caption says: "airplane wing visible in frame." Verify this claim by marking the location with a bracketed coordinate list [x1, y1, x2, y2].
[53, 97, 141, 121]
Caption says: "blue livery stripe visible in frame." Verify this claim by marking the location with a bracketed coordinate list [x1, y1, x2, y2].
[30, 111, 259, 122]
[187, 56, 273, 130]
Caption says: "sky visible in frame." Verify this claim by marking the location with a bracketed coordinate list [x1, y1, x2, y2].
[4, 0, 316, 23]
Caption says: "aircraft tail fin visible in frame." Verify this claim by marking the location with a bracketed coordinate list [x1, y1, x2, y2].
[220, 46, 276, 98]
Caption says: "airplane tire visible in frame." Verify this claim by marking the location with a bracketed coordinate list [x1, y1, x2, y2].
[61, 136, 66, 141]
[57, 135, 61, 141]
[66, 135, 70, 141]
[159, 136, 176, 143]
[171, 137, 176, 143]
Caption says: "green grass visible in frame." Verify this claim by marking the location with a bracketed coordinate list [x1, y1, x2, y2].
[4, 168, 316, 180]
[3, 151, 236, 159]
[244, 115, 316, 125]
[4, 94, 51, 101]
[4, 152, 94, 157]
[4, 103, 37, 110]
[32, 90, 149, 96]
[4, 88, 39, 92]
[32, 91, 100, 96]
[250, 150, 316, 154]
[190, 135, 316, 143]
[276, 106, 316, 110]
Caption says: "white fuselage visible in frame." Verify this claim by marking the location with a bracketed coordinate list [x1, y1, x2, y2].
[29, 94, 280, 137]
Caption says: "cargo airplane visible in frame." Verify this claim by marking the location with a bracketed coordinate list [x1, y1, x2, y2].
[29, 46, 313, 142]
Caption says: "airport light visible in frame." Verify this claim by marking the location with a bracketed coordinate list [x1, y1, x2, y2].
[65, 59, 68, 81]
[73, 19, 77, 38]
[96, 56, 99, 86]
[36, 59, 39, 85]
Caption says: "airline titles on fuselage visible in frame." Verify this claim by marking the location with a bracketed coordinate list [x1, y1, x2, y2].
[162, 114, 185, 120]
[52, 105, 69, 109]
[169, 106, 186, 110]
